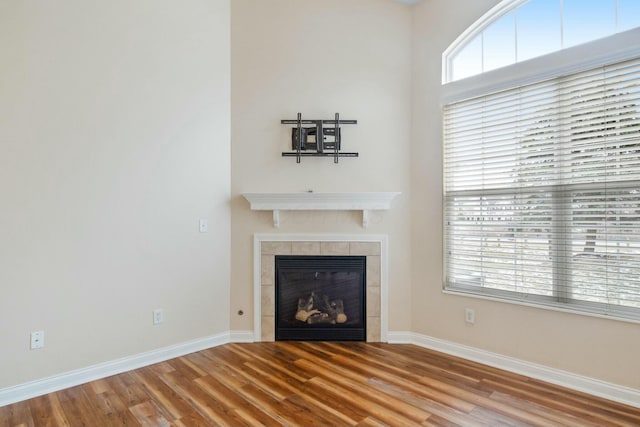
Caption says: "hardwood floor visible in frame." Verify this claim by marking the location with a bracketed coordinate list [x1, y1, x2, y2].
[1, 342, 639, 426]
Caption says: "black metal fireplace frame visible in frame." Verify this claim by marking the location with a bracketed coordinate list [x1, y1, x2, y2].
[275, 255, 366, 341]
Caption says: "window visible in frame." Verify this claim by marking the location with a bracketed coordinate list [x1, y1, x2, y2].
[442, 1, 640, 321]
[444, 0, 640, 83]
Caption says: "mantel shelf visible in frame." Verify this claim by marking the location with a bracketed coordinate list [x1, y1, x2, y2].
[242, 192, 401, 228]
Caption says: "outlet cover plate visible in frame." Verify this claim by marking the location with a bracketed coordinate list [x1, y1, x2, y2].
[153, 309, 164, 325]
[30, 331, 45, 349]
[465, 308, 475, 324]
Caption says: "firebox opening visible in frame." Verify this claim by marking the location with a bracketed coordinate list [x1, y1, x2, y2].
[275, 255, 366, 341]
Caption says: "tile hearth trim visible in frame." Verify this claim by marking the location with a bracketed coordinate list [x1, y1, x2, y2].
[253, 234, 388, 343]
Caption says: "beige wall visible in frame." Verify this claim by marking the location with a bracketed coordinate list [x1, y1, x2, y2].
[411, 0, 640, 389]
[0, 0, 230, 388]
[230, 0, 413, 332]
[2, 0, 637, 397]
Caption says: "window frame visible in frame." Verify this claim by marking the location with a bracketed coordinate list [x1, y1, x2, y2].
[443, 0, 640, 84]
[442, 0, 527, 84]
[443, 27, 640, 105]
[441, 28, 640, 324]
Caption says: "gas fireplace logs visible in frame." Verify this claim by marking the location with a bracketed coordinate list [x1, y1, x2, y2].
[295, 291, 347, 324]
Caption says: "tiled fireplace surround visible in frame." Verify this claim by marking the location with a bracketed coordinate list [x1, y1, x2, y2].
[254, 235, 387, 342]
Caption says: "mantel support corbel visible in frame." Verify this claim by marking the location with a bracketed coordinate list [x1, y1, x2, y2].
[273, 210, 280, 228]
[362, 210, 370, 229]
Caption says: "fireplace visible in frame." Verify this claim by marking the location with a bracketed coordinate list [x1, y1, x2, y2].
[255, 236, 386, 342]
[275, 255, 366, 341]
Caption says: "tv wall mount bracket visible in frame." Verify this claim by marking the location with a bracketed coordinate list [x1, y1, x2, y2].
[281, 112, 358, 163]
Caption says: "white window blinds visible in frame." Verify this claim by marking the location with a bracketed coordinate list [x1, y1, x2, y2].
[443, 57, 640, 320]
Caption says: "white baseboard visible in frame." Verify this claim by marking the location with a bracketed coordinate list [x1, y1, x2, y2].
[0, 332, 230, 408]
[387, 331, 640, 409]
[385, 331, 413, 344]
[230, 330, 255, 343]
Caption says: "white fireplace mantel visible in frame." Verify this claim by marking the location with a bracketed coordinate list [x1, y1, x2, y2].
[242, 192, 401, 228]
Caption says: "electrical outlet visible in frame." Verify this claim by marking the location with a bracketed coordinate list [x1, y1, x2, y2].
[465, 308, 475, 324]
[30, 330, 45, 349]
[153, 309, 164, 325]
[199, 219, 208, 233]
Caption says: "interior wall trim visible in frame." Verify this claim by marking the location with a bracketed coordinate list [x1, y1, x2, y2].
[229, 330, 255, 343]
[387, 331, 640, 409]
[0, 333, 230, 407]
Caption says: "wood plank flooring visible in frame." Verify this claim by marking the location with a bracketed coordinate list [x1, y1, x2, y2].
[1, 342, 639, 426]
